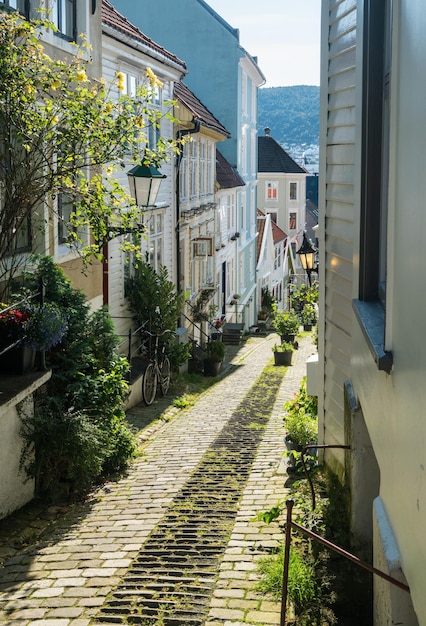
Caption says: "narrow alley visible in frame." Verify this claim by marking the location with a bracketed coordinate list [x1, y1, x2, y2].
[0, 334, 316, 625]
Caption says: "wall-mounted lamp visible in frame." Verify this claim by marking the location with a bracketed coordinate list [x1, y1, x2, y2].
[127, 162, 166, 209]
[296, 231, 318, 286]
[103, 163, 166, 246]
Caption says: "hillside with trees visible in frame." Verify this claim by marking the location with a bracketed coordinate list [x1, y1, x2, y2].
[258, 85, 320, 147]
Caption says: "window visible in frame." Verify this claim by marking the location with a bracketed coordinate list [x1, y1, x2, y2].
[57, 192, 75, 246]
[52, 0, 76, 41]
[0, 0, 30, 16]
[274, 244, 282, 270]
[190, 140, 198, 198]
[200, 140, 207, 195]
[289, 212, 297, 230]
[266, 182, 278, 201]
[353, 0, 393, 373]
[121, 71, 137, 97]
[289, 182, 298, 200]
[207, 142, 214, 194]
[179, 146, 188, 201]
[148, 213, 163, 272]
[227, 194, 236, 231]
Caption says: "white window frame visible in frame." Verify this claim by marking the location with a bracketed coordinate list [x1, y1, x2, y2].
[147, 212, 164, 272]
[266, 181, 278, 201]
[289, 181, 298, 201]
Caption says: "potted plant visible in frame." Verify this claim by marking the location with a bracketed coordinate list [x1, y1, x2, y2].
[300, 303, 317, 331]
[203, 340, 225, 376]
[272, 341, 294, 366]
[24, 303, 68, 352]
[0, 301, 67, 374]
[284, 378, 318, 471]
[272, 309, 300, 343]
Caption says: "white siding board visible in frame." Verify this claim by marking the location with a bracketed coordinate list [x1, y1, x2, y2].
[324, 200, 353, 221]
[325, 263, 352, 301]
[327, 107, 356, 131]
[328, 70, 356, 95]
[327, 218, 354, 243]
[328, 87, 356, 112]
[327, 124, 356, 145]
[322, 0, 357, 485]
[326, 182, 355, 204]
[326, 162, 356, 184]
[326, 143, 355, 165]
[329, 0, 357, 21]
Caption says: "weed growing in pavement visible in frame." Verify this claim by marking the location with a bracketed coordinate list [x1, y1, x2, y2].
[256, 546, 317, 609]
[172, 393, 196, 409]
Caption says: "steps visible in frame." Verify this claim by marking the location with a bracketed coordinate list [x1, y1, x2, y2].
[221, 323, 244, 345]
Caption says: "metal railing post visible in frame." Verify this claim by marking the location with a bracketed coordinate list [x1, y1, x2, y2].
[280, 499, 294, 626]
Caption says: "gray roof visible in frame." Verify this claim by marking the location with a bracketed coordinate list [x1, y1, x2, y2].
[258, 134, 306, 174]
[216, 151, 245, 189]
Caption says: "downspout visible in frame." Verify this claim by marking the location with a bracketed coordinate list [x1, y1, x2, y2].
[175, 119, 200, 293]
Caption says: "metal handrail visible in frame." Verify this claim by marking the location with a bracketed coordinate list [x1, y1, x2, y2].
[280, 500, 410, 625]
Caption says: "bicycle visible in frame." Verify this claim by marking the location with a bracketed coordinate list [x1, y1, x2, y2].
[141, 330, 172, 406]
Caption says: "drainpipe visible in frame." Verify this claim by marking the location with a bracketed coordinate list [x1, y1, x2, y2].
[175, 119, 200, 294]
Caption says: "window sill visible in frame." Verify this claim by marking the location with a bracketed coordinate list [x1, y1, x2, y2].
[353, 299, 393, 374]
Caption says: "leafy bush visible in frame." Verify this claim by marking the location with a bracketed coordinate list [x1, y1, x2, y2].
[272, 309, 300, 336]
[19, 257, 137, 501]
[205, 340, 225, 362]
[284, 378, 318, 447]
[125, 261, 186, 336]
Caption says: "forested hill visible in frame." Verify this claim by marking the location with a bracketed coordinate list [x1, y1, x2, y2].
[257, 85, 320, 147]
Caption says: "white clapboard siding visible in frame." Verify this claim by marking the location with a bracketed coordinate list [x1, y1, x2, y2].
[322, 0, 357, 469]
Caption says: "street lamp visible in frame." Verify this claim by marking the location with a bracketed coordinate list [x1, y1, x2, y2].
[127, 163, 166, 209]
[104, 163, 166, 244]
[296, 231, 317, 286]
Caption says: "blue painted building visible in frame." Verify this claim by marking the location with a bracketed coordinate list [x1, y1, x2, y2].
[110, 0, 265, 326]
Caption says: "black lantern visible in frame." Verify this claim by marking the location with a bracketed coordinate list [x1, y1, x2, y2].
[296, 232, 317, 286]
[102, 163, 166, 247]
[127, 163, 166, 208]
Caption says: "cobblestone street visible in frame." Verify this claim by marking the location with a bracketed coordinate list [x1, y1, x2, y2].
[0, 333, 316, 625]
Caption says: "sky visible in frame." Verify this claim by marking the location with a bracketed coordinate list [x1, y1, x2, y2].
[206, 0, 321, 88]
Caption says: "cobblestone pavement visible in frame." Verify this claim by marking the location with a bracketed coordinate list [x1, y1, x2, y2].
[0, 333, 316, 626]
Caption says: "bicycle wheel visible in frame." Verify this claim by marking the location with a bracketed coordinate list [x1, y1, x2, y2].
[159, 356, 171, 396]
[142, 362, 157, 405]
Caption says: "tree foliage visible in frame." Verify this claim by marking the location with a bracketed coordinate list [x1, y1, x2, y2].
[125, 261, 186, 336]
[0, 11, 182, 286]
[258, 85, 320, 146]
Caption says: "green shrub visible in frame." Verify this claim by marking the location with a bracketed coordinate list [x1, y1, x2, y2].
[272, 309, 300, 336]
[205, 340, 225, 362]
[18, 257, 137, 501]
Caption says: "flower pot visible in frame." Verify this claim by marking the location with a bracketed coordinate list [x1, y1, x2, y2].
[210, 331, 222, 341]
[281, 333, 296, 344]
[273, 350, 293, 366]
[0, 343, 36, 375]
[203, 358, 223, 376]
[303, 323, 313, 331]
